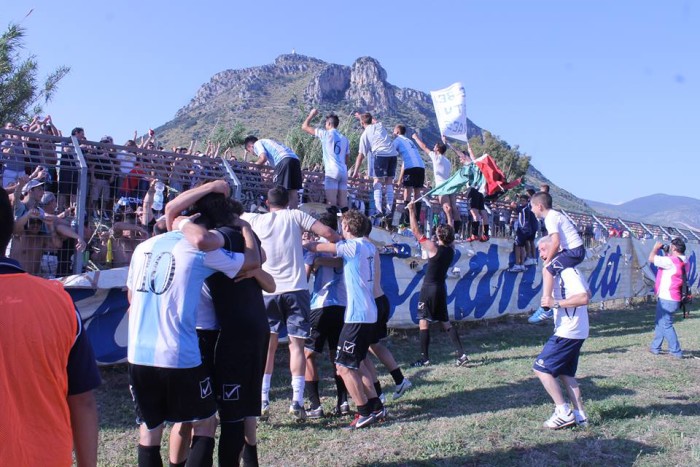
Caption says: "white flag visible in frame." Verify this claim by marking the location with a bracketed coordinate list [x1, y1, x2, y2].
[430, 82, 468, 142]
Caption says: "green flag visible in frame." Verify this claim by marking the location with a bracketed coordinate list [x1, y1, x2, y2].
[425, 164, 484, 197]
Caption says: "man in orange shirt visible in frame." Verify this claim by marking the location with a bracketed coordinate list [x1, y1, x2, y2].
[0, 188, 101, 466]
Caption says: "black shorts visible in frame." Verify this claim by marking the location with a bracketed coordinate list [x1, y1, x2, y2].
[373, 156, 398, 178]
[305, 305, 345, 355]
[402, 167, 425, 188]
[514, 229, 528, 247]
[546, 245, 586, 277]
[128, 363, 216, 430]
[468, 190, 485, 211]
[371, 295, 391, 343]
[273, 157, 303, 190]
[214, 331, 270, 421]
[417, 283, 449, 322]
[264, 290, 311, 339]
[335, 322, 375, 370]
[197, 329, 219, 376]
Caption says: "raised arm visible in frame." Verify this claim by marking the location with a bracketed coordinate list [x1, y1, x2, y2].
[164, 180, 230, 230]
[411, 133, 431, 155]
[310, 219, 342, 243]
[442, 135, 468, 163]
[302, 108, 319, 136]
[407, 202, 437, 256]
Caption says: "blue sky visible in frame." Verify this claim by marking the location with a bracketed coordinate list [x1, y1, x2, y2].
[5, 0, 698, 204]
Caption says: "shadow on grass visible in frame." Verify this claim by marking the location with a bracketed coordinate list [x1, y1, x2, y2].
[597, 401, 700, 421]
[395, 375, 635, 422]
[369, 437, 658, 467]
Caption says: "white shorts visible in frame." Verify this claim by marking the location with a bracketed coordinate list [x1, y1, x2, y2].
[324, 173, 348, 191]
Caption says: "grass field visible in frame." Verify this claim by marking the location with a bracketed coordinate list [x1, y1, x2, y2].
[96, 303, 699, 466]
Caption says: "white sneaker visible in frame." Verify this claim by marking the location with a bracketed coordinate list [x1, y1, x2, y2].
[524, 258, 537, 266]
[392, 378, 413, 400]
[508, 265, 526, 273]
[379, 393, 386, 404]
[543, 410, 575, 429]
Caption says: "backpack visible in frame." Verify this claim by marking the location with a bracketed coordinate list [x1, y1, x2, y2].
[680, 261, 693, 319]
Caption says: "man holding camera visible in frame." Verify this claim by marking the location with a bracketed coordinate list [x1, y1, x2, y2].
[648, 238, 686, 359]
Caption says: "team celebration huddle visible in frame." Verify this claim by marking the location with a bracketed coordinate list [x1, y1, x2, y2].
[123, 108, 620, 467]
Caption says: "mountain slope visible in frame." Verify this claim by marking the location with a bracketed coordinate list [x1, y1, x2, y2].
[586, 194, 700, 228]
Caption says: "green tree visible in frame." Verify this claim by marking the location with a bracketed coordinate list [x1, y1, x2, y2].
[0, 23, 70, 124]
[211, 121, 249, 152]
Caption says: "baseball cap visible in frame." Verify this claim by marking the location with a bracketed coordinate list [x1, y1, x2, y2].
[21, 179, 46, 196]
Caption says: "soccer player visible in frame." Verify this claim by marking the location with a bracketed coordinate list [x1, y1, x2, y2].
[303, 212, 349, 417]
[128, 181, 257, 467]
[244, 136, 303, 208]
[532, 234, 590, 429]
[528, 192, 585, 324]
[301, 108, 350, 209]
[304, 210, 386, 429]
[242, 187, 341, 422]
[392, 125, 425, 226]
[412, 133, 461, 229]
[406, 202, 469, 367]
[164, 181, 270, 466]
[364, 219, 412, 400]
[350, 112, 399, 220]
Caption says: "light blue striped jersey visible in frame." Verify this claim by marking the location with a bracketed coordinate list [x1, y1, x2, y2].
[305, 246, 347, 309]
[392, 135, 424, 169]
[336, 238, 377, 323]
[253, 139, 298, 167]
[314, 128, 348, 179]
[126, 231, 243, 368]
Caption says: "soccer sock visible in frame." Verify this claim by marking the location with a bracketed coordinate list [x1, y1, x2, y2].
[373, 381, 383, 398]
[241, 443, 259, 467]
[292, 375, 305, 405]
[556, 403, 571, 415]
[186, 436, 214, 467]
[261, 373, 271, 402]
[389, 368, 405, 385]
[419, 329, 430, 361]
[334, 374, 348, 405]
[454, 219, 462, 233]
[446, 326, 464, 355]
[373, 182, 383, 214]
[219, 422, 245, 467]
[385, 184, 394, 213]
[414, 201, 422, 224]
[138, 445, 162, 467]
[471, 221, 479, 237]
[368, 396, 383, 412]
[483, 223, 490, 236]
[357, 403, 372, 417]
[306, 380, 321, 408]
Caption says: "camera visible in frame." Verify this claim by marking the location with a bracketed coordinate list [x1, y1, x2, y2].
[661, 244, 670, 254]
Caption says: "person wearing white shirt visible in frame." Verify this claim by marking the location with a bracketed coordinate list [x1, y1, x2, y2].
[532, 234, 591, 430]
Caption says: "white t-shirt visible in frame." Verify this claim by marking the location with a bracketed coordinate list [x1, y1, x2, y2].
[544, 209, 583, 250]
[116, 150, 136, 174]
[552, 267, 590, 339]
[429, 151, 451, 186]
[242, 209, 317, 294]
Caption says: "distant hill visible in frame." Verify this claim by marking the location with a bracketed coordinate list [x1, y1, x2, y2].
[152, 53, 602, 215]
[586, 194, 700, 229]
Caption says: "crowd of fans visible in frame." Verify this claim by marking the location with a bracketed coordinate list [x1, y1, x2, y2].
[3, 117, 695, 279]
